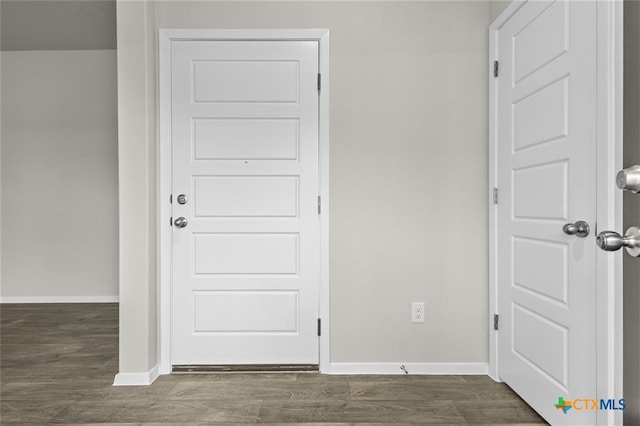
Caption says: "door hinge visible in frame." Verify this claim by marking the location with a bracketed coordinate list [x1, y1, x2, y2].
[317, 196, 322, 214]
[494, 314, 499, 331]
[317, 318, 322, 336]
[317, 73, 322, 93]
[492, 187, 498, 204]
[493, 60, 499, 78]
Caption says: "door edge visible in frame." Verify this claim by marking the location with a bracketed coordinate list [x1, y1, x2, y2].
[488, 0, 528, 383]
[594, 1, 624, 425]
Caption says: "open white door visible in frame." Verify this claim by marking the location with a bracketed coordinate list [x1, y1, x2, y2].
[491, 1, 620, 424]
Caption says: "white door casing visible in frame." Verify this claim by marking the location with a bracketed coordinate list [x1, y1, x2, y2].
[489, 1, 623, 425]
[159, 30, 331, 371]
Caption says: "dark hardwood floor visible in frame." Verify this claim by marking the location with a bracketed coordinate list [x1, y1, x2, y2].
[0, 303, 547, 424]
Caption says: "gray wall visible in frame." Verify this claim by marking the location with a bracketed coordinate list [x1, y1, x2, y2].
[0, 1, 119, 301]
[116, 0, 491, 373]
[1, 1, 116, 51]
[624, 0, 640, 422]
[489, 0, 510, 22]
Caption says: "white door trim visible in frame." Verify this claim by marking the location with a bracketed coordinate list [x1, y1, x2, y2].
[489, 2, 623, 425]
[158, 29, 331, 374]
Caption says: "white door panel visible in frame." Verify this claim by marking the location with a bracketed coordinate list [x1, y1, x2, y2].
[193, 60, 299, 103]
[193, 118, 299, 160]
[193, 233, 300, 275]
[497, 1, 597, 424]
[171, 40, 319, 365]
[512, 0, 568, 83]
[513, 77, 569, 150]
[193, 176, 299, 218]
[193, 291, 299, 332]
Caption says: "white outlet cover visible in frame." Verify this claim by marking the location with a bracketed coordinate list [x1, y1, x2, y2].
[412, 302, 425, 323]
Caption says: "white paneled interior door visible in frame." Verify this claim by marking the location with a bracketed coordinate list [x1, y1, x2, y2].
[170, 40, 320, 365]
[496, 1, 598, 424]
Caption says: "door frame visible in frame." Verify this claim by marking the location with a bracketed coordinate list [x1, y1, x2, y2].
[158, 29, 331, 374]
[489, 2, 623, 425]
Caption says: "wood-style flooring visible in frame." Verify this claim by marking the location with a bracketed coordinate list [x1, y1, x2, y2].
[0, 303, 547, 424]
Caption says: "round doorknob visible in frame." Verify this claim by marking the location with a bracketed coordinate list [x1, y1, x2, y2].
[596, 226, 640, 257]
[562, 220, 590, 238]
[174, 217, 188, 228]
[616, 165, 640, 193]
[596, 231, 625, 251]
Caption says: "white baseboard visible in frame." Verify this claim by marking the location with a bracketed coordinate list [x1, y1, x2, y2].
[113, 364, 160, 386]
[328, 362, 489, 375]
[0, 296, 119, 303]
[114, 363, 487, 383]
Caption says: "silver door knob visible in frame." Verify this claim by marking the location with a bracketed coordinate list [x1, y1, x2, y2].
[616, 165, 640, 193]
[596, 226, 640, 257]
[177, 194, 189, 205]
[562, 220, 590, 238]
[174, 217, 188, 228]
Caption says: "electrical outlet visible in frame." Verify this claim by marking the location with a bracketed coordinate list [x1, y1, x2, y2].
[412, 302, 425, 323]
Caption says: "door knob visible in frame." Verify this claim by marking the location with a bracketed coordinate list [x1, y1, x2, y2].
[177, 194, 189, 205]
[562, 221, 590, 238]
[174, 217, 188, 228]
[596, 226, 640, 257]
[616, 165, 640, 193]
